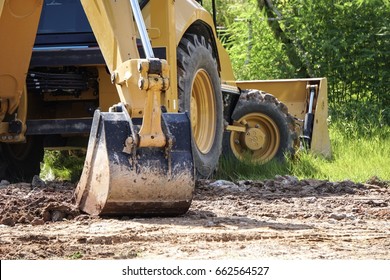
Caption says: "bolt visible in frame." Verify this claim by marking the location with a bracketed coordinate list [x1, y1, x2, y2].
[110, 72, 116, 84]
[255, 124, 260, 128]
[138, 78, 145, 89]
[234, 139, 240, 145]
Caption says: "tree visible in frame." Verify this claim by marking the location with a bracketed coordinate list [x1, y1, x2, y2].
[257, 0, 310, 77]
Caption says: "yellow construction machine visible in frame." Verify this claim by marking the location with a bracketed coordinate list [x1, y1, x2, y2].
[0, 0, 330, 216]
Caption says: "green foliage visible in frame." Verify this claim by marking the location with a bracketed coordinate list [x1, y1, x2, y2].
[212, 0, 295, 80]
[40, 150, 85, 182]
[272, 0, 389, 123]
[202, 0, 238, 25]
[213, 0, 389, 123]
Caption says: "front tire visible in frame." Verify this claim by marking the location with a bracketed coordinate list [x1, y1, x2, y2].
[0, 136, 44, 182]
[228, 90, 297, 163]
[177, 34, 224, 178]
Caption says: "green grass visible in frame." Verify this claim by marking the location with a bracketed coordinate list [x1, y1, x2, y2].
[290, 124, 390, 182]
[68, 251, 83, 259]
[217, 155, 289, 181]
[217, 120, 390, 183]
[40, 150, 85, 182]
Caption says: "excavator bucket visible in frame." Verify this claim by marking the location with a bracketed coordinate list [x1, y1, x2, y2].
[74, 107, 194, 216]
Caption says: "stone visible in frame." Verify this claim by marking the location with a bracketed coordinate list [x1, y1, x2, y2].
[0, 180, 10, 188]
[329, 213, 346, 221]
[31, 175, 46, 188]
[31, 218, 45, 226]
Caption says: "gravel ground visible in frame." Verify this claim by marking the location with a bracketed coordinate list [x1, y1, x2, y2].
[0, 176, 389, 259]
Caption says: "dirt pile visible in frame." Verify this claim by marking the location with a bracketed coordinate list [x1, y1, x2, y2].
[0, 181, 79, 227]
[196, 176, 390, 221]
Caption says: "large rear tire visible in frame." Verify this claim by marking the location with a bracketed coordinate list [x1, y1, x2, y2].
[228, 90, 297, 163]
[0, 136, 44, 182]
[177, 34, 224, 178]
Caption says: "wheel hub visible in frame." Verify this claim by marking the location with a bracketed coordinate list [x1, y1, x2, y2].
[243, 127, 266, 151]
[230, 112, 280, 162]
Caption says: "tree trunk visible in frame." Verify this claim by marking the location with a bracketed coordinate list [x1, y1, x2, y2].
[257, 0, 310, 77]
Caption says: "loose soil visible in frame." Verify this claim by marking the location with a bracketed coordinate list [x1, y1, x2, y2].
[0, 176, 389, 260]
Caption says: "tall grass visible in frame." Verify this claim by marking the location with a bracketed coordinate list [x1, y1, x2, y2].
[290, 121, 390, 182]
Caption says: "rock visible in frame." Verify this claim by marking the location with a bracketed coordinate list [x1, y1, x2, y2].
[284, 213, 296, 219]
[25, 213, 34, 222]
[335, 180, 357, 194]
[205, 221, 215, 227]
[74, 214, 93, 221]
[302, 179, 328, 188]
[366, 176, 389, 188]
[31, 175, 46, 188]
[0, 180, 10, 188]
[51, 210, 66, 222]
[346, 213, 356, 220]
[17, 216, 27, 223]
[274, 175, 299, 186]
[42, 210, 51, 222]
[367, 200, 388, 207]
[284, 175, 299, 184]
[263, 180, 275, 189]
[1, 216, 15, 227]
[314, 213, 323, 219]
[209, 180, 245, 192]
[237, 180, 254, 186]
[281, 198, 293, 203]
[209, 180, 236, 188]
[274, 175, 285, 181]
[31, 218, 45, 226]
[329, 213, 346, 221]
[305, 197, 317, 203]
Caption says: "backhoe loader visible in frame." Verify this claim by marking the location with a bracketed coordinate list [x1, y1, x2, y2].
[0, 0, 330, 216]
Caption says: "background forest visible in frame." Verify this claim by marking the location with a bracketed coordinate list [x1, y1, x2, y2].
[201, 0, 390, 181]
[203, 0, 389, 126]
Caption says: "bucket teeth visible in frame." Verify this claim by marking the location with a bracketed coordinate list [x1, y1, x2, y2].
[74, 109, 194, 216]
